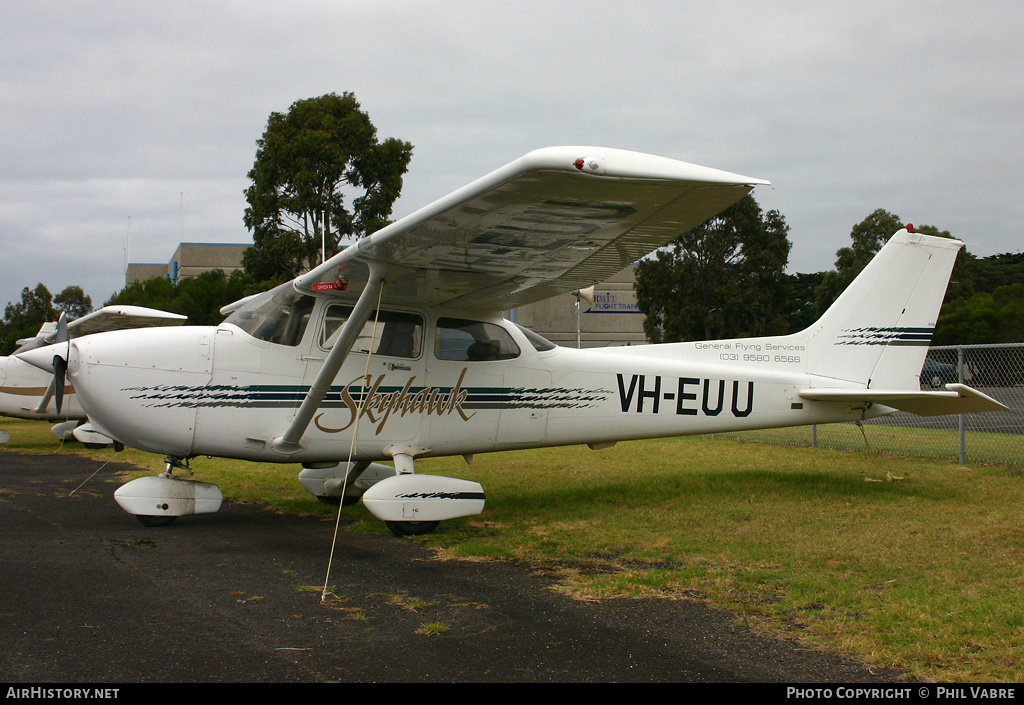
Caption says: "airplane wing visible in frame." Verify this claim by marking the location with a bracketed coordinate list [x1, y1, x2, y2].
[799, 384, 1008, 416]
[63, 305, 187, 338]
[12, 306, 187, 354]
[293, 146, 769, 311]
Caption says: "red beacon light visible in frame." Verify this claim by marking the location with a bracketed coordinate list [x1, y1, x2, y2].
[906, 223, 914, 233]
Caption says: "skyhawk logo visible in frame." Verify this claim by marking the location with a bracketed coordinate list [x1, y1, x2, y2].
[314, 368, 473, 435]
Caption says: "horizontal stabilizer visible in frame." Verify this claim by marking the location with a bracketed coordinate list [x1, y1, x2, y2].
[799, 384, 1008, 416]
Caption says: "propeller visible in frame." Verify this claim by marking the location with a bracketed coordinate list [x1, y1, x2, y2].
[52, 313, 69, 415]
[53, 354, 67, 414]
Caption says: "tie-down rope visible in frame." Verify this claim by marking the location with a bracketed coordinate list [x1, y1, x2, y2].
[321, 279, 386, 603]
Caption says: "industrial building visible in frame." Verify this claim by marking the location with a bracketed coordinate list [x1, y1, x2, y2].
[126, 242, 251, 287]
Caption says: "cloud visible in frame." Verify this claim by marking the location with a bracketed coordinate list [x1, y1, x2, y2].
[2, 1, 1022, 310]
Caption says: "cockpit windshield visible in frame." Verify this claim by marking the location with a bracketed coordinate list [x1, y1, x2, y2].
[515, 323, 558, 352]
[223, 283, 315, 346]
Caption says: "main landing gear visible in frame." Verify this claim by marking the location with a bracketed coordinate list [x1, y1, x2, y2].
[360, 472, 486, 536]
[385, 520, 440, 536]
[301, 449, 486, 536]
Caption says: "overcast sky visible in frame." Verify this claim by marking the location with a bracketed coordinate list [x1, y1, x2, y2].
[2, 1, 1022, 312]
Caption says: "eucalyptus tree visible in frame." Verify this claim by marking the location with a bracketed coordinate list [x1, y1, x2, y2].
[242, 92, 413, 286]
[635, 195, 792, 343]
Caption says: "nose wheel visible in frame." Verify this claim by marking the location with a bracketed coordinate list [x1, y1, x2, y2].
[137, 515, 178, 527]
[114, 456, 223, 526]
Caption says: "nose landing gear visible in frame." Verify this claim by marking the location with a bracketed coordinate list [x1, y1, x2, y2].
[113, 456, 223, 527]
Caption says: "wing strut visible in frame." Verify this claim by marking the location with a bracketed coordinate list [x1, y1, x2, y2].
[270, 268, 387, 455]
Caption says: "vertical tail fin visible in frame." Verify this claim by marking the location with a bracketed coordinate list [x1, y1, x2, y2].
[803, 229, 962, 390]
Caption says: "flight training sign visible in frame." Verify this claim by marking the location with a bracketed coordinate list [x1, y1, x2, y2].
[585, 292, 641, 314]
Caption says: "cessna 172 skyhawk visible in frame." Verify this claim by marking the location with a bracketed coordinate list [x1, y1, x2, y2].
[1, 305, 186, 445]
[17, 146, 1006, 533]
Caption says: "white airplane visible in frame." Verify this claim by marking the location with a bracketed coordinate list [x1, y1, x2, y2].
[17, 147, 1006, 532]
[1, 305, 186, 445]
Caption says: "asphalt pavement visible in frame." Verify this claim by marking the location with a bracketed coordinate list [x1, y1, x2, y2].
[0, 451, 910, 684]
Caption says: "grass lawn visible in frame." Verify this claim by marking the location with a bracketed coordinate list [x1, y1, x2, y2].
[3, 417, 1023, 682]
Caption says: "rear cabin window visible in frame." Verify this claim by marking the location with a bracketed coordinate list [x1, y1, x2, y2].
[515, 323, 557, 352]
[435, 318, 521, 362]
[321, 305, 422, 358]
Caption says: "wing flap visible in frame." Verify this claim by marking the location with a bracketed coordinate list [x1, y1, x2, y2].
[799, 384, 1008, 416]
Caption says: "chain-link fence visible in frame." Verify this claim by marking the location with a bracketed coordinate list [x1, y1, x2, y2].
[718, 343, 1024, 465]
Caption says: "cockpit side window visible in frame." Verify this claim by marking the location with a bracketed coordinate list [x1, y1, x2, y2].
[321, 305, 422, 358]
[435, 318, 521, 362]
[223, 283, 315, 347]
